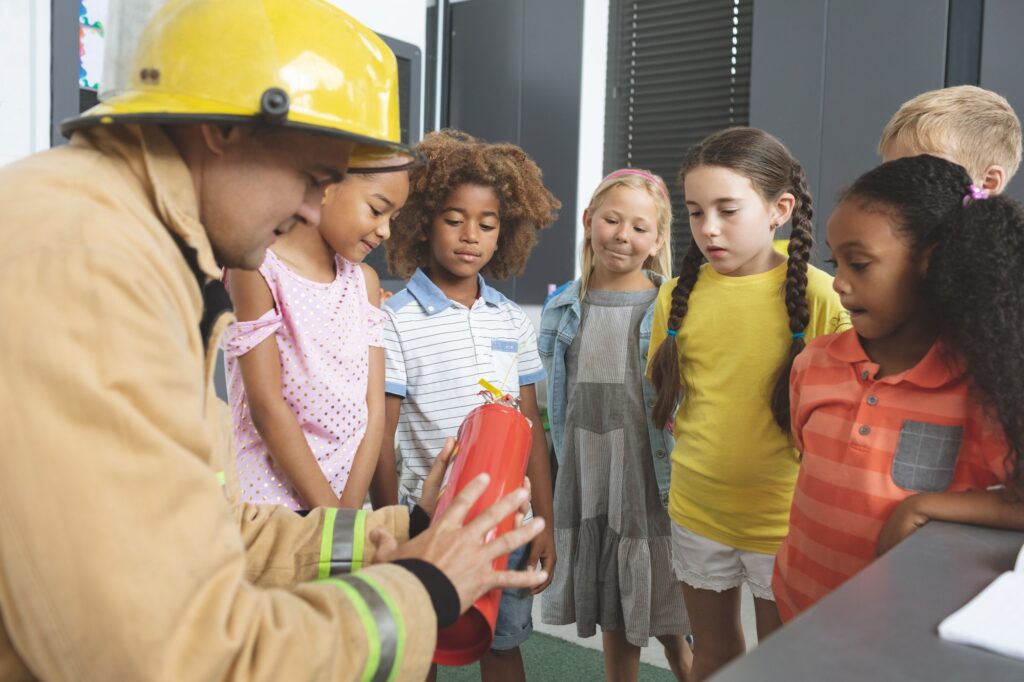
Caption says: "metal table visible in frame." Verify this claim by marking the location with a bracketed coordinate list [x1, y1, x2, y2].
[711, 521, 1024, 681]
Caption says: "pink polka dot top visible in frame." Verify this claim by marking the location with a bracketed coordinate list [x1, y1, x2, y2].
[223, 249, 385, 509]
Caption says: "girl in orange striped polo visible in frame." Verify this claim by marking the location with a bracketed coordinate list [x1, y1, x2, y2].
[773, 154, 1024, 621]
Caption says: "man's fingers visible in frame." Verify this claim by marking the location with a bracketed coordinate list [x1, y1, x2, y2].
[489, 567, 550, 592]
[482, 517, 545, 562]
[438, 437, 456, 462]
[462, 485, 530, 540]
[423, 438, 456, 489]
[428, 437, 456, 476]
[436, 473, 490, 527]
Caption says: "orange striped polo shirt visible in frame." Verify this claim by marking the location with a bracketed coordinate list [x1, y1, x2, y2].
[772, 330, 1008, 620]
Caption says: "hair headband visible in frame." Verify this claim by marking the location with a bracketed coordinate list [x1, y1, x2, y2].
[602, 169, 669, 200]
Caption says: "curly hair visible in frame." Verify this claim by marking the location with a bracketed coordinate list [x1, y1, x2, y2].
[841, 154, 1024, 493]
[385, 129, 560, 279]
[647, 127, 814, 432]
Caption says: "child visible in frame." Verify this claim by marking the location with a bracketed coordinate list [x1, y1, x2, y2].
[539, 169, 693, 682]
[223, 163, 409, 509]
[646, 127, 845, 679]
[879, 85, 1021, 194]
[773, 154, 1024, 620]
[379, 129, 560, 681]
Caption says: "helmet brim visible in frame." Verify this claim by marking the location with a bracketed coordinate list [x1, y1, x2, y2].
[62, 96, 422, 173]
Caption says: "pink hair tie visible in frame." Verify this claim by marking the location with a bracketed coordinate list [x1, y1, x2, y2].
[602, 169, 670, 199]
[963, 183, 989, 206]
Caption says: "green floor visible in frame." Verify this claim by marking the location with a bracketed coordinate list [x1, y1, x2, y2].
[436, 632, 676, 681]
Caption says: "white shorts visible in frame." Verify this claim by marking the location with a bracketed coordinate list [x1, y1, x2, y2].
[670, 523, 776, 601]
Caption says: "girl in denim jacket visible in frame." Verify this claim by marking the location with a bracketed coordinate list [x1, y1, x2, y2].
[539, 170, 692, 681]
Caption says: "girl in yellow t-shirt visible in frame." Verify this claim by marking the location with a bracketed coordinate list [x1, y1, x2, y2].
[647, 127, 845, 679]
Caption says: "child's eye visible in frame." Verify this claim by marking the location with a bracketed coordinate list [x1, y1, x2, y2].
[370, 205, 384, 218]
[633, 225, 647, 233]
[721, 208, 739, 216]
[688, 211, 703, 218]
[445, 218, 463, 227]
[850, 262, 869, 272]
[480, 223, 497, 231]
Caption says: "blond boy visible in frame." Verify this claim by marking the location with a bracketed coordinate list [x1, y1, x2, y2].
[880, 85, 1022, 194]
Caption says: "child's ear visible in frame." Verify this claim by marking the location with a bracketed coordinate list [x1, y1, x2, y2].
[771, 192, 796, 230]
[582, 209, 593, 239]
[916, 242, 939, 277]
[651, 231, 665, 257]
[980, 164, 1007, 195]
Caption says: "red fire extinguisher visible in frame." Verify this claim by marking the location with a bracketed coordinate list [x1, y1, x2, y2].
[431, 395, 533, 666]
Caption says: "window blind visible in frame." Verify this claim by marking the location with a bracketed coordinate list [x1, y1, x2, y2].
[604, 0, 753, 271]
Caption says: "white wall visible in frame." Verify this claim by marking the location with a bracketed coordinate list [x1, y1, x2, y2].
[575, 0, 609, 277]
[327, 1, 426, 52]
[327, 0, 428, 140]
[0, 0, 51, 166]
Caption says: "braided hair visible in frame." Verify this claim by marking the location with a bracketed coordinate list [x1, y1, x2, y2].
[842, 154, 1024, 492]
[649, 127, 814, 431]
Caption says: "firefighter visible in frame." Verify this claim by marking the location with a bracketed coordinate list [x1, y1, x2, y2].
[0, 1, 545, 679]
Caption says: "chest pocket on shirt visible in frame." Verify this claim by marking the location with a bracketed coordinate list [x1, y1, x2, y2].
[891, 420, 963, 492]
[490, 339, 520, 393]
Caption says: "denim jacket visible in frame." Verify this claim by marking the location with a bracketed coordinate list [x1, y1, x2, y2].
[538, 271, 673, 505]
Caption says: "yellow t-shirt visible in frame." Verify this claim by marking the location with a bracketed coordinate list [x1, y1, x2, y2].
[647, 261, 846, 553]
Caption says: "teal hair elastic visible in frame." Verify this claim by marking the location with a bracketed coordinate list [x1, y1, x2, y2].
[666, 329, 678, 337]
[792, 331, 805, 340]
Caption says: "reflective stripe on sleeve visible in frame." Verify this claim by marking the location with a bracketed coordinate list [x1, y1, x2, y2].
[318, 508, 367, 579]
[324, 573, 404, 682]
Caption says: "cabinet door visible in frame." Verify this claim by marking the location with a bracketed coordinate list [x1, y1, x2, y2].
[448, 0, 582, 304]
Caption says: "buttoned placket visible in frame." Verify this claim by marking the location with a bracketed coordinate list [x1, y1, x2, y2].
[466, 298, 487, 371]
[852, 363, 880, 446]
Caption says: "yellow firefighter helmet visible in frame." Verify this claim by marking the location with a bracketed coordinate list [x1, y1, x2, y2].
[62, 0, 416, 170]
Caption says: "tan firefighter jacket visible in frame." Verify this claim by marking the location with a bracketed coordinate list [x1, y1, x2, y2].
[0, 124, 436, 681]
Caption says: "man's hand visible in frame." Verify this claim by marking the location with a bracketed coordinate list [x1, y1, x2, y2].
[418, 437, 456, 517]
[369, 474, 548, 614]
[876, 494, 930, 556]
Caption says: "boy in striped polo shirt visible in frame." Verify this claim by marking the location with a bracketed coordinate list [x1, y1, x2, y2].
[374, 130, 560, 679]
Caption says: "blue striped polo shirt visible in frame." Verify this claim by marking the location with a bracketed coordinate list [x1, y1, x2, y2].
[383, 268, 545, 502]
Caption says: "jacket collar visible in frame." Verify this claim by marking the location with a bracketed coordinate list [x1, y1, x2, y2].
[72, 124, 221, 281]
[406, 268, 504, 315]
[546, 270, 667, 310]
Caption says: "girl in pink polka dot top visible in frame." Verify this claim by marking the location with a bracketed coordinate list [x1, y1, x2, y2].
[224, 164, 410, 509]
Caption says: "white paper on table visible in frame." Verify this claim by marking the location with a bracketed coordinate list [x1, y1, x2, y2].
[937, 543, 1024, 660]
